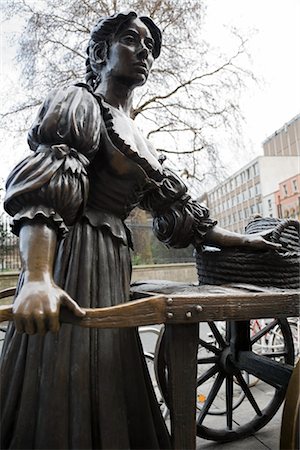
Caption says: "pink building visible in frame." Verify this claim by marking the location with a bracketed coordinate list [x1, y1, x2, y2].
[275, 174, 300, 220]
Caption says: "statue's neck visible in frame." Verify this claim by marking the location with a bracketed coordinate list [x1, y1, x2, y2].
[94, 77, 134, 116]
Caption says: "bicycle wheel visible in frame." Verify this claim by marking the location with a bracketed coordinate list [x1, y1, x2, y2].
[144, 352, 169, 420]
[272, 319, 299, 359]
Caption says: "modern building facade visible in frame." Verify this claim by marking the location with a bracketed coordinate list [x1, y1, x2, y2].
[263, 113, 300, 157]
[206, 114, 300, 232]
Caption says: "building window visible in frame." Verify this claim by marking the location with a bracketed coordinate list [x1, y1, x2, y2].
[283, 184, 288, 197]
[242, 190, 248, 201]
[268, 199, 272, 209]
[292, 179, 298, 192]
[253, 163, 259, 176]
[255, 184, 261, 195]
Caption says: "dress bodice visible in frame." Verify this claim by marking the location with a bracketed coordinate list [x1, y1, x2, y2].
[85, 96, 163, 220]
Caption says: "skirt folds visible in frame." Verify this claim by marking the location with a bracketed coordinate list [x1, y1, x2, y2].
[0, 218, 170, 449]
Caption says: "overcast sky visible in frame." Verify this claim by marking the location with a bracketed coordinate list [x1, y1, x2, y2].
[204, 0, 300, 157]
[0, 0, 299, 183]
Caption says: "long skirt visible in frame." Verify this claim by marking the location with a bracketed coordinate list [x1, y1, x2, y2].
[0, 219, 171, 449]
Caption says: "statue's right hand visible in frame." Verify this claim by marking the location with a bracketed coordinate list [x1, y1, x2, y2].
[13, 281, 85, 335]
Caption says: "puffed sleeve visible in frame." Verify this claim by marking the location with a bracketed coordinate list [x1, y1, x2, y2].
[140, 168, 217, 248]
[4, 85, 102, 237]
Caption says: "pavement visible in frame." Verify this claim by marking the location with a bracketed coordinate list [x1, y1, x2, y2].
[194, 371, 284, 450]
[196, 406, 283, 450]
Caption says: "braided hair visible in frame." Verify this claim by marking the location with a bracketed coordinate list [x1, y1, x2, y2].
[85, 11, 162, 91]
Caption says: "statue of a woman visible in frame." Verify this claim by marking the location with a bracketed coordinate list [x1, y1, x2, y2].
[0, 11, 280, 449]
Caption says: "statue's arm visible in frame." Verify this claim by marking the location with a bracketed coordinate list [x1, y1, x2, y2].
[13, 224, 85, 335]
[141, 168, 280, 251]
[202, 225, 281, 250]
[4, 85, 101, 334]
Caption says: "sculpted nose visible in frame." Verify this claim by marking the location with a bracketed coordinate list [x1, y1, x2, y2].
[137, 45, 149, 61]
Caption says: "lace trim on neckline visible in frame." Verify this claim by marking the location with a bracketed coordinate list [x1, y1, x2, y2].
[75, 84, 164, 183]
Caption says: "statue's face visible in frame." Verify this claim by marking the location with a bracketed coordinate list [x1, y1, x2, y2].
[105, 18, 155, 87]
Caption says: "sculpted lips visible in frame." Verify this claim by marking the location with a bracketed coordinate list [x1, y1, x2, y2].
[134, 62, 148, 74]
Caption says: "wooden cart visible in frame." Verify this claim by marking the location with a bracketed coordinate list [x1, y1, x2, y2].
[0, 284, 299, 449]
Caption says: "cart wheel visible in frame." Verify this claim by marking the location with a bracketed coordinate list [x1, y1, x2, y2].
[157, 319, 295, 442]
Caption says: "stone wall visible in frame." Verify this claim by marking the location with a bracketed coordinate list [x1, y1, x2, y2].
[0, 263, 198, 293]
[0, 272, 19, 291]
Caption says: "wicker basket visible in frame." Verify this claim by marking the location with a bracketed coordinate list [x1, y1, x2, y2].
[195, 218, 300, 289]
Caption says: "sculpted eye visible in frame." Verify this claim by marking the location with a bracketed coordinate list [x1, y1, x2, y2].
[145, 39, 154, 50]
[122, 35, 136, 44]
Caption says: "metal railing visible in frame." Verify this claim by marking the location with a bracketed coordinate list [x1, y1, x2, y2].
[0, 213, 194, 272]
[0, 213, 21, 272]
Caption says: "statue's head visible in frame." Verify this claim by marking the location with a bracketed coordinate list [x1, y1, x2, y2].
[86, 11, 162, 90]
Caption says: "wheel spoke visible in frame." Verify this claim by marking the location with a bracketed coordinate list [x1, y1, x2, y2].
[251, 319, 279, 345]
[226, 375, 233, 430]
[263, 352, 287, 358]
[197, 364, 219, 386]
[235, 371, 262, 416]
[208, 322, 226, 348]
[198, 338, 221, 354]
[197, 356, 218, 364]
[197, 372, 224, 425]
[225, 322, 231, 343]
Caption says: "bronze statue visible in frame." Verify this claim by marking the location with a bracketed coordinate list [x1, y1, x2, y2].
[0, 11, 280, 449]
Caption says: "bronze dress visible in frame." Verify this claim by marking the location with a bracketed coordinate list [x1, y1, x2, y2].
[0, 84, 215, 449]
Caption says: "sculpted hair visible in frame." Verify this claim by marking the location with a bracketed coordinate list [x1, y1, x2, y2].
[85, 11, 162, 90]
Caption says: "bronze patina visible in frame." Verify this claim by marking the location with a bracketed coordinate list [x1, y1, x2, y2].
[0, 11, 280, 449]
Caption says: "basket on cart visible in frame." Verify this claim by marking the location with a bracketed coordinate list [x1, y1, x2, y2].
[195, 217, 300, 289]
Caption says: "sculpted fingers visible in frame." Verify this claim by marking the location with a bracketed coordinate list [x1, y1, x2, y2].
[61, 294, 86, 317]
[265, 241, 282, 250]
[33, 311, 47, 335]
[13, 310, 26, 334]
[48, 312, 60, 334]
[14, 312, 36, 335]
[23, 315, 36, 335]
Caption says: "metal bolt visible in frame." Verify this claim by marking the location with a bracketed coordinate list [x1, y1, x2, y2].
[186, 311, 192, 319]
[167, 298, 173, 305]
[195, 305, 203, 313]
[167, 312, 174, 319]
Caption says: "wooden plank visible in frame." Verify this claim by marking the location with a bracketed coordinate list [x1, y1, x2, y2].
[0, 290, 299, 327]
[163, 291, 300, 323]
[165, 323, 199, 450]
[236, 351, 294, 389]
